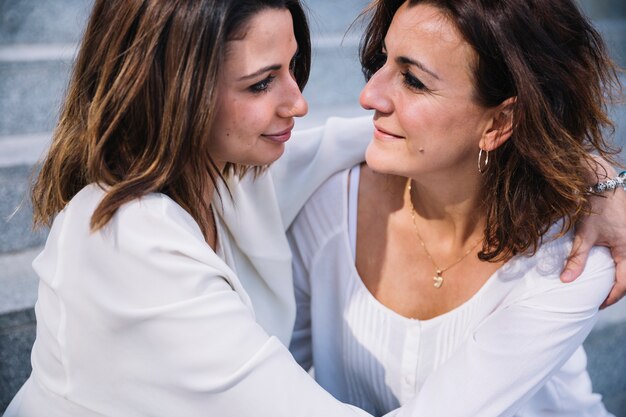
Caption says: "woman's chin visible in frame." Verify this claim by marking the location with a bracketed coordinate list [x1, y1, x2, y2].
[365, 144, 397, 175]
[245, 145, 286, 167]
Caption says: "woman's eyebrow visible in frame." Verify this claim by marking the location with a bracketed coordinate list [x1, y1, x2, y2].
[396, 55, 440, 80]
[238, 47, 299, 81]
[238, 64, 281, 81]
[382, 39, 440, 80]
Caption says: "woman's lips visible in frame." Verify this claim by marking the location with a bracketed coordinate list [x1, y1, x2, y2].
[262, 125, 294, 143]
[374, 125, 404, 140]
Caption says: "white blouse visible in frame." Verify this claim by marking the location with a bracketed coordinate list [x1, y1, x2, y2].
[8, 117, 434, 417]
[288, 166, 615, 417]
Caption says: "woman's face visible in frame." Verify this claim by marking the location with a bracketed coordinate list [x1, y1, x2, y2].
[360, 2, 496, 180]
[209, 8, 308, 169]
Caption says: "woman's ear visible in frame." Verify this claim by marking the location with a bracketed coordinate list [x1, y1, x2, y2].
[480, 97, 516, 151]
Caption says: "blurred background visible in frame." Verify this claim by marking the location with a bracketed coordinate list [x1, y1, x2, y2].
[0, 0, 625, 413]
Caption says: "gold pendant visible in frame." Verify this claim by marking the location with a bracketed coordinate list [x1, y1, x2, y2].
[433, 270, 443, 289]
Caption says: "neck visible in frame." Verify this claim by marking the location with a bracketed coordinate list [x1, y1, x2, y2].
[201, 171, 220, 250]
[406, 169, 485, 245]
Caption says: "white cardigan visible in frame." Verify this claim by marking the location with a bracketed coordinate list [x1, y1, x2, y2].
[5, 117, 429, 417]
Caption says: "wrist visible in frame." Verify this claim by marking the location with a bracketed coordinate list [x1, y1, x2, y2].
[589, 171, 626, 193]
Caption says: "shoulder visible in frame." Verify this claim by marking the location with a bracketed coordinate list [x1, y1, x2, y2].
[115, 191, 205, 243]
[538, 228, 613, 287]
[65, 184, 197, 226]
[41, 185, 243, 310]
[291, 168, 349, 232]
[287, 168, 350, 261]
[55, 184, 214, 269]
[505, 228, 613, 311]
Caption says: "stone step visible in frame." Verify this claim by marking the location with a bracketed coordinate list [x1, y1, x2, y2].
[0, 133, 49, 168]
[0, 307, 36, 413]
[0, 248, 39, 316]
[0, 246, 41, 412]
[0, 163, 49, 255]
[584, 320, 626, 414]
[0, 0, 92, 46]
[0, 47, 75, 136]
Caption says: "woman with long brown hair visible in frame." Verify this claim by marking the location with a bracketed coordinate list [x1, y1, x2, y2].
[289, 0, 625, 415]
[4, 0, 380, 415]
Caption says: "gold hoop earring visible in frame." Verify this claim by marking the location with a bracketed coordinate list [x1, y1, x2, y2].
[478, 148, 489, 174]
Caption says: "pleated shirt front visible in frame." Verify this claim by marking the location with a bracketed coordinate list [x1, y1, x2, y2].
[288, 166, 614, 417]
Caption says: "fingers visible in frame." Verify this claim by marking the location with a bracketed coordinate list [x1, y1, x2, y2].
[600, 281, 626, 309]
[561, 234, 593, 283]
[601, 256, 626, 309]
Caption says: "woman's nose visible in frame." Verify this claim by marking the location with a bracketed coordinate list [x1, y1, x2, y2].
[278, 76, 308, 118]
[359, 67, 393, 115]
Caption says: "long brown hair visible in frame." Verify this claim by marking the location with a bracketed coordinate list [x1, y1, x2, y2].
[32, 0, 311, 238]
[360, 0, 622, 261]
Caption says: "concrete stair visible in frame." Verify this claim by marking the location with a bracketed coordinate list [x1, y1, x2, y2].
[0, 0, 625, 414]
[0, 47, 75, 136]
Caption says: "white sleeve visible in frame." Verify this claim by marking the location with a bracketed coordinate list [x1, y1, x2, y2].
[79, 198, 375, 417]
[287, 230, 313, 370]
[271, 116, 372, 229]
[392, 248, 614, 417]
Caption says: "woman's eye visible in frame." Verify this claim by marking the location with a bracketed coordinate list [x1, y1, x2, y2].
[402, 71, 428, 92]
[249, 75, 276, 94]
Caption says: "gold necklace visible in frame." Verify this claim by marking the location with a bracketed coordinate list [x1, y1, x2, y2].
[406, 179, 482, 289]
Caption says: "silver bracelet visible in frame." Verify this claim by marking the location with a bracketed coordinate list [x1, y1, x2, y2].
[588, 171, 626, 193]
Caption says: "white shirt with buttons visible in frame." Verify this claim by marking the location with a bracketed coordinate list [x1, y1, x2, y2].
[288, 165, 615, 417]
